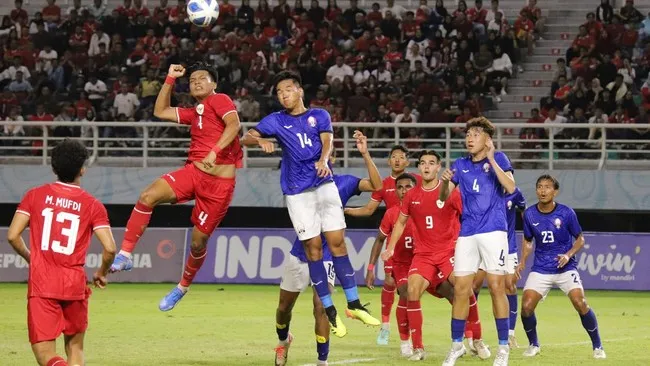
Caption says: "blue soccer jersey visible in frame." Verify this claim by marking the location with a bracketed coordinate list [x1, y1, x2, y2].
[450, 151, 513, 236]
[290, 174, 362, 262]
[253, 108, 334, 195]
[506, 188, 526, 254]
[522, 203, 583, 274]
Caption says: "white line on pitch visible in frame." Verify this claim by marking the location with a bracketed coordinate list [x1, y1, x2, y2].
[544, 337, 640, 347]
[301, 357, 379, 366]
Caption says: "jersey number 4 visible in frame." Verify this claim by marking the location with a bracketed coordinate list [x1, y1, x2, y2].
[296, 133, 313, 148]
[41, 208, 80, 256]
[472, 178, 480, 192]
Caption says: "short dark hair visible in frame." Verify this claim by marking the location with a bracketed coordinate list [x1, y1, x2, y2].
[536, 174, 560, 190]
[465, 116, 496, 137]
[51, 139, 89, 183]
[187, 62, 218, 83]
[273, 71, 302, 91]
[417, 149, 442, 163]
[389, 145, 409, 157]
[395, 173, 417, 185]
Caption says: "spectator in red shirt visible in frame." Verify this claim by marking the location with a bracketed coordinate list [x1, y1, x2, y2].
[154, 0, 171, 18]
[42, 0, 61, 25]
[132, 0, 151, 17]
[366, 2, 383, 26]
[11, 0, 28, 24]
[520, 0, 544, 33]
[514, 12, 535, 55]
[584, 12, 604, 38]
[466, 0, 488, 37]
[573, 25, 596, 54]
[116, 0, 136, 19]
[553, 75, 572, 109]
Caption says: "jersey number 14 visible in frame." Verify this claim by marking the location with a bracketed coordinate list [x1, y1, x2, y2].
[296, 133, 313, 148]
[41, 208, 80, 256]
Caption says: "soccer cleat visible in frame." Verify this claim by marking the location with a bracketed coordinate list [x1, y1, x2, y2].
[110, 253, 133, 272]
[345, 304, 381, 326]
[158, 287, 187, 311]
[408, 348, 426, 361]
[493, 346, 510, 366]
[274, 333, 293, 366]
[317, 361, 328, 366]
[442, 343, 466, 366]
[471, 339, 491, 360]
[400, 341, 414, 357]
[593, 348, 606, 359]
[325, 309, 347, 338]
[508, 335, 518, 348]
[376, 328, 390, 345]
[522, 345, 540, 357]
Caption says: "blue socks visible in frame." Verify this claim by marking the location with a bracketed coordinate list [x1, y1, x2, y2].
[451, 318, 466, 342]
[316, 335, 329, 361]
[521, 313, 540, 347]
[307, 259, 333, 308]
[332, 255, 359, 302]
[580, 308, 603, 349]
[507, 294, 518, 332]
[495, 317, 510, 345]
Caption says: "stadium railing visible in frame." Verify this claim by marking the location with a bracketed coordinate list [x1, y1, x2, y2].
[1, 121, 649, 170]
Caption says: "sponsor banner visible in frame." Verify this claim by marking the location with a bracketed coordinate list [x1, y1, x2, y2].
[0, 228, 187, 283]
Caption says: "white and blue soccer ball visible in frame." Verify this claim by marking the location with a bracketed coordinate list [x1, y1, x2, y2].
[187, 0, 220, 27]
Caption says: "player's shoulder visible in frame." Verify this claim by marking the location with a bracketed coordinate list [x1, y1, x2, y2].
[384, 205, 400, 220]
[260, 110, 284, 123]
[452, 155, 470, 167]
[206, 92, 234, 103]
[308, 107, 331, 120]
[522, 204, 537, 218]
[556, 202, 576, 216]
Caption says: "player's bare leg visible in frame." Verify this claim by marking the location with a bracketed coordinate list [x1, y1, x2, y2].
[111, 178, 177, 272]
[394, 282, 412, 357]
[159, 227, 209, 311]
[567, 288, 605, 359]
[377, 274, 395, 345]
[520, 289, 543, 357]
[312, 286, 332, 366]
[275, 289, 299, 366]
[472, 269, 487, 298]
[32, 341, 68, 366]
[405, 273, 430, 360]
[505, 274, 519, 348]
[63, 333, 84, 366]
[323, 229, 380, 327]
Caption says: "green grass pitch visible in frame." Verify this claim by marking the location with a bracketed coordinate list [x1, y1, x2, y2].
[1, 284, 648, 365]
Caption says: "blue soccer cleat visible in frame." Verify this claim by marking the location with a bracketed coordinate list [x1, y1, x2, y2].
[159, 287, 187, 311]
[110, 253, 133, 273]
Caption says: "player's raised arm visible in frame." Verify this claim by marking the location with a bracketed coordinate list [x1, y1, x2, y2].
[381, 213, 408, 261]
[439, 168, 456, 202]
[354, 130, 382, 192]
[241, 127, 275, 153]
[93, 227, 117, 288]
[344, 199, 381, 217]
[366, 231, 387, 289]
[153, 64, 186, 122]
[486, 139, 516, 194]
[7, 211, 30, 263]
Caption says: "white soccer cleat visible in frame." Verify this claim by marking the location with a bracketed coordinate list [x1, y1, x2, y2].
[466, 338, 475, 353]
[471, 339, 491, 360]
[508, 335, 518, 348]
[493, 346, 510, 366]
[401, 341, 414, 357]
[442, 343, 466, 366]
[274, 333, 293, 366]
[317, 361, 328, 366]
[523, 345, 541, 357]
[408, 348, 426, 361]
[593, 348, 606, 359]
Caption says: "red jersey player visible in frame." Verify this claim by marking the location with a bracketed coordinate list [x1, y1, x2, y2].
[7, 139, 117, 366]
[110, 62, 243, 312]
[381, 150, 490, 361]
[345, 145, 421, 345]
[365, 173, 416, 356]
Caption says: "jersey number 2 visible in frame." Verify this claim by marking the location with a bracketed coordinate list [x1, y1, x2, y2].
[405, 237, 413, 248]
[41, 208, 80, 256]
[296, 133, 313, 148]
[472, 178, 480, 192]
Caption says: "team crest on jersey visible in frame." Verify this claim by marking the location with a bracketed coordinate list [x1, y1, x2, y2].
[196, 104, 205, 115]
[507, 200, 512, 210]
[436, 200, 445, 208]
[308, 116, 317, 127]
[482, 162, 490, 172]
[554, 218, 562, 228]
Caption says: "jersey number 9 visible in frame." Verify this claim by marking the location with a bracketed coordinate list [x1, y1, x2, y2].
[425, 216, 433, 229]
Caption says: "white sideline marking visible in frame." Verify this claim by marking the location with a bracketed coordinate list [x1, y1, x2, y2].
[302, 357, 379, 366]
[544, 337, 640, 347]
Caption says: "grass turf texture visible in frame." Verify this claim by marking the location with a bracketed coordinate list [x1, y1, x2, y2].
[1, 284, 648, 365]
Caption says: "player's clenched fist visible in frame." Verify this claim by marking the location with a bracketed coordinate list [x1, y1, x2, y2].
[258, 138, 275, 153]
[168, 64, 186, 78]
[441, 168, 455, 182]
[353, 130, 368, 154]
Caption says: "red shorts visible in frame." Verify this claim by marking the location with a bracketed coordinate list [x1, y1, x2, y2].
[162, 163, 236, 235]
[27, 289, 90, 344]
[409, 253, 454, 298]
[392, 263, 410, 287]
[384, 258, 394, 275]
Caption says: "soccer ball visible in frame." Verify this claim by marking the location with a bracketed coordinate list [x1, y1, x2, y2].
[187, 0, 220, 27]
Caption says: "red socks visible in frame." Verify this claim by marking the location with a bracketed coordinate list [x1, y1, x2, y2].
[47, 357, 67, 366]
[396, 298, 409, 341]
[381, 283, 396, 324]
[467, 293, 482, 340]
[180, 247, 207, 287]
[121, 201, 153, 253]
[407, 300, 424, 349]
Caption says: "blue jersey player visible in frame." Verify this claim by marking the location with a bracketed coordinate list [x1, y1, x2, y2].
[273, 137, 382, 366]
[242, 71, 381, 340]
[516, 175, 605, 360]
[472, 187, 526, 348]
[438, 117, 517, 366]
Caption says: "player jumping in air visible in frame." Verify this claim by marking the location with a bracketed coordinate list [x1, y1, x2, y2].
[274, 131, 382, 366]
[516, 175, 606, 359]
[346, 145, 421, 345]
[110, 63, 243, 311]
[381, 150, 489, 361]
[439, 117, 516, 366]
[243, 71, 380, 337]
[473, 187, 526, 348]
[366, 173, 416, 357]
[7, 139, 117, 366]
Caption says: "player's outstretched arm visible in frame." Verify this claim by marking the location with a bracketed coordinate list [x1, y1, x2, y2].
[366, 232, 387, 289]
[93, 228, 117, 288]
[241, 129, 274, 153]
[344, 199, 381, 217]
[439, 168, 456, 202]
[354, 130, 382, 192]
[153, 64, 186, 122]
[381, 214, 408, 261]
[7, 212, 30, 263]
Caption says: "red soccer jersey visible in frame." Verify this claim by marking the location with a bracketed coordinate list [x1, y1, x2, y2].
[175, 93, 243, 167]
[371, 174, 423, 209]
[380, 206, 415, 265]
[400, 183, 462, 258]
[16, 182, 110, 300]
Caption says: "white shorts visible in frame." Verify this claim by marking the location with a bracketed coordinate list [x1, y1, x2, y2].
[286, 182, 346, 241]
[479, 253, 518, 275]
[523, 270, 584, 298]
[280, 255, 336, 293]
[454, 231, 509, 275]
